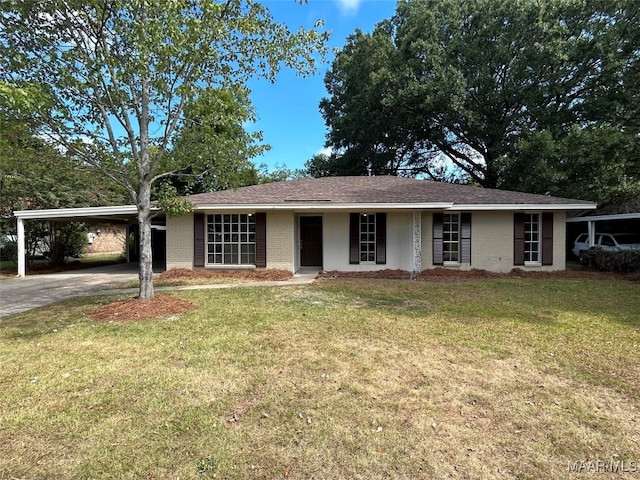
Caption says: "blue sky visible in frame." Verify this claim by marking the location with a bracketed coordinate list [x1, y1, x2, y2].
[247, 0, 398, 172]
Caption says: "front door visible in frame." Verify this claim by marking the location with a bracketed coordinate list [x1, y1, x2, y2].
[300, 216, 323, 267]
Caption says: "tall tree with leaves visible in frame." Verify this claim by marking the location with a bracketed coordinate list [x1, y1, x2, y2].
[165, 86, 267, 195]
[321, 0, 639, 193]
[1, 82, 127, 265]
[1, 0, 328, 299]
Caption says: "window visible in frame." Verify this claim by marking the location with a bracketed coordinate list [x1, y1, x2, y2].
[360, 214, 376, 262]
[600, 235, 615, 247]
[349, 213, 386, 265]
[524, 213, 540, 263]
[443, 214, 459, 263]
[206, 214, 256, 265]
[514, 212, 553, 266]
[433, 213, 471, 265]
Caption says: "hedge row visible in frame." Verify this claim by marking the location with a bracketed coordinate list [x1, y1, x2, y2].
[583, 249, 640, 273]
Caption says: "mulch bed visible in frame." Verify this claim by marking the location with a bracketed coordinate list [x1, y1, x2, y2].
[319, 269, 412, 279]
[320, 267, 639, 283]
[156, 268, 293, 282]
[91, 295, 196, 322]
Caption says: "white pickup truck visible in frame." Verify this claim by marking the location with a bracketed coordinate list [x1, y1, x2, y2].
[572, 233, 640, 259]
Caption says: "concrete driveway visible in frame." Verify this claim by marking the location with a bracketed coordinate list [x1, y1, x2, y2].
[0, 263, 140, 318]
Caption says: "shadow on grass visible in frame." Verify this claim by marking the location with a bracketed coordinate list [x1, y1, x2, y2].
[0, 295, 131, 340]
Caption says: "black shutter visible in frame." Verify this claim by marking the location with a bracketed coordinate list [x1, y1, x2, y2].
[461, 213, 472, 264]
[433, 213, 443, 265]
[349, 213, 359, 264]
[513, 213, 525, 266]
[542, 212, 553, 265]
[255, 212, 267, 268]
[376, 213, 386, 264]
[194, 212, 205, 268]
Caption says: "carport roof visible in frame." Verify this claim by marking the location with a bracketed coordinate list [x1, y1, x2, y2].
[13, 205, 154, 222]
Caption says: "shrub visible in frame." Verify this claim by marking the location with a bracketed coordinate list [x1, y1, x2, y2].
[589, 249, 640, 273]
[0, 241, 18, 264]
[48, 222, 88, 265]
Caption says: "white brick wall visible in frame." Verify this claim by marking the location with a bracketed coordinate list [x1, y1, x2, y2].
[323, 212, 414, 271]
[421, 210, 567, 273]
[266, 211, 295, 271]
[470, 211, 517, 272]
[165, 209, 568, 274]
[166, 213, 194, 270]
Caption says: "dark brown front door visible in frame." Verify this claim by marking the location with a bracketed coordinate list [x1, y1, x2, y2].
[300, 216, 323, 267]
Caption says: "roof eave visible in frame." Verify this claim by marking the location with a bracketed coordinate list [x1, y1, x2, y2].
[192, 202, 597, 211]
[192, 202, 455, 211]
[453, 203, 597, 211]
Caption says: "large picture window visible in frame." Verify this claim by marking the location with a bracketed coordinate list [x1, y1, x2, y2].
[206, 214, 256, 265]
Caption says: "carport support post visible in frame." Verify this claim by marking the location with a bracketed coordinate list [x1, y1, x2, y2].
[588, 220, 595, 248]
[17, 217, 25, 277]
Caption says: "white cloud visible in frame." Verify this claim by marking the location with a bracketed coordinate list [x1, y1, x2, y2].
[335, 0, 362, 15]
[316, 146, 333, 157]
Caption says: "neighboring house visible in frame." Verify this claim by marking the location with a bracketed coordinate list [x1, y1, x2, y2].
[166, 176, 595, 274]
[86, 223, 127, 254]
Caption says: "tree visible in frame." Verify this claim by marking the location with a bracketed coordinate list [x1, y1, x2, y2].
[304, 152, 366, 177]
[1, 89, 127, 265]
[166, 86, 268, 195]
[320, 0, 639, 193]
[2, 0, 328, 299]
[499, 126, 640, 204]
[319, 27, 419, 177]
[255, 163, 306, 183]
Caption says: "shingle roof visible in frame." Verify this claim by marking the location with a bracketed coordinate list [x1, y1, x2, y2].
[187, 176, 595, 208]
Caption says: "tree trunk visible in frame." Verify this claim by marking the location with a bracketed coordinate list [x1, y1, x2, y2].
[137, 181, 154, 300]
[483, 150, 500, 189]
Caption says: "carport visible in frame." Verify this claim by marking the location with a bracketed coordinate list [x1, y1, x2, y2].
[567, 212, 640, 249]
[13, 205, 166, 277]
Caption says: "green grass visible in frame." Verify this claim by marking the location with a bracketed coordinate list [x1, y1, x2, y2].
[1, 277, 639, 479]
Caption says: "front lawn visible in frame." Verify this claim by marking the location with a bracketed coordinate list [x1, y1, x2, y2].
[1, 277, 638, 479]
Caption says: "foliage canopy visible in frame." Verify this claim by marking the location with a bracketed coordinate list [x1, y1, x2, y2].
[320, 0, 639, 201]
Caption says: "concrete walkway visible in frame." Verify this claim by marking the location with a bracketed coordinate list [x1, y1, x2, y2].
[0, 264, 317, 318]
